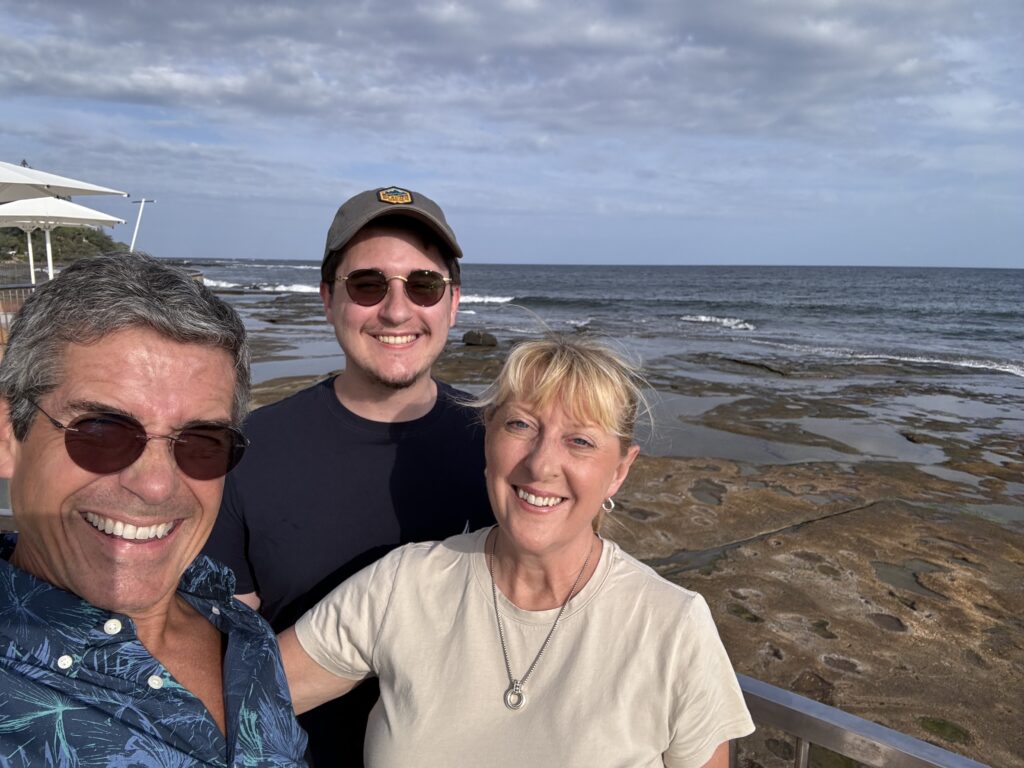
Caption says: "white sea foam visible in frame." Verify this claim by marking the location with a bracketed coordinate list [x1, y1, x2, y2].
[752, 339, 1024, 379]
[258, 283, 320, 293]
[204, 278, 240, 289]
[847, 352, 1024, 379]
[461, 294, 514, 304]
[681, 315, 756, 331]
[458, 309, 477, 315]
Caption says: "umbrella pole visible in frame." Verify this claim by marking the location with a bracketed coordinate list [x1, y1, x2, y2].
[45, 229, 54, 281]
[25, 230, 36, 285]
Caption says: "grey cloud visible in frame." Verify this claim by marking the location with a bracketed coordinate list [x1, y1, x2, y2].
[1, 0, 1020, 236]
[2, 0, 1019, 147]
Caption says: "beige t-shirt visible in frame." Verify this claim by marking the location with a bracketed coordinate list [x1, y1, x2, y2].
[296, 528, 754, 768]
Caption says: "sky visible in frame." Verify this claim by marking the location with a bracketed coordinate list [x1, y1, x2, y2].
[1, 0, 1021, 268]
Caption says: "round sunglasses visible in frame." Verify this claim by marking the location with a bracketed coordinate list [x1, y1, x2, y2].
[336, 268, 454, 307]
[32, 402, 248, 481]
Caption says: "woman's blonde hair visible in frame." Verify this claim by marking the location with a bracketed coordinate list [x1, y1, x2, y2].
[472, 334, 649, 453]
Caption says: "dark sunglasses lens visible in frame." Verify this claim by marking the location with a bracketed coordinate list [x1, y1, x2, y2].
[174, 425, 247, 480]
[345, 269, 388, 306]
[64, 415, 146, 475]
[405, 270, 447, 307]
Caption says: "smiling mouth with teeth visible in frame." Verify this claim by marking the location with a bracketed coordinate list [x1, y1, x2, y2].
[84, 511, 175, 541]
[375, 334, 418, 345]
[516, 487, 566, 508]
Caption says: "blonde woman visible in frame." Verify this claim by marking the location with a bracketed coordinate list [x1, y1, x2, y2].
[280, 335, 753, 767]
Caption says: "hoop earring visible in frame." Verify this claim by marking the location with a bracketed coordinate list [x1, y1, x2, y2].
[601, 498, 615, 512]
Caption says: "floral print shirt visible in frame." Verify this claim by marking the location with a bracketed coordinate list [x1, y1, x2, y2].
[0, 536, 307, 767]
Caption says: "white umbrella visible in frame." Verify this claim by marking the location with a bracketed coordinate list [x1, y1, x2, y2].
[0, 160, 127, 203]
[0, 198, 125, 283]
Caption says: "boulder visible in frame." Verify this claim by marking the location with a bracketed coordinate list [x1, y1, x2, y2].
[462, 330, 498, 347]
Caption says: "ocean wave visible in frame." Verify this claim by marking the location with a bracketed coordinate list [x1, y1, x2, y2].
[752, 339, 1024, 379]
[204, 278, 240, 289]
[461, 294, 514, 304]
[680, 315, 756, 331]
[257, 283, 320, 293]
[846, 352, 1024, 379]
[458, 309, 477, 315]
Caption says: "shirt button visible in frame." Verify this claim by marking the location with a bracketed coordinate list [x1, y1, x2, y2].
[210, 605, 221, 615]
[148, 675, 164, 690]
[103, 618, 123, 635]
[57, 655, 73, 670]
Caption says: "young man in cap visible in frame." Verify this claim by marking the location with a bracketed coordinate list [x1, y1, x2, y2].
[204, 186, 492, 765]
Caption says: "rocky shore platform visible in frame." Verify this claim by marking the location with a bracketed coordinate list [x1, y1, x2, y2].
[251, 327, 1022, 766]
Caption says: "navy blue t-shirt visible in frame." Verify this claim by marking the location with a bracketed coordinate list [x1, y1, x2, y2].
[203, 377, 492, 766]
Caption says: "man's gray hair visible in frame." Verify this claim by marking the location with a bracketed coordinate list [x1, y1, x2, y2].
[0, 252, 250, 440]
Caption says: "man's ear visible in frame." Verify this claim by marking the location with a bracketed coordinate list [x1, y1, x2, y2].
[319, 282, 335, 324]
[0, 398, 20, 479]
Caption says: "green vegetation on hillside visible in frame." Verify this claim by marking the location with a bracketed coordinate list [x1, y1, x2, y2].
[0, 226, 130, 264]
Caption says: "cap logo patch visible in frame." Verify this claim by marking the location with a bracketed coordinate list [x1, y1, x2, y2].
[378, 187, 413, 205]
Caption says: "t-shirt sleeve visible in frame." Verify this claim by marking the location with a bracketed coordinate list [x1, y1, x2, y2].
[663, 595, 755, 768]
[293, 545, 405, 680]
[202, 473, 257, 595]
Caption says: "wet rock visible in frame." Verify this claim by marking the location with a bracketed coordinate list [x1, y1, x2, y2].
[867, 613, 907, 632]
[962, 649, 987, 669]
[810, 619, 838, 639]
[690, 478, 726, 505]
[761, 642, 784, 661]
[823, 655, 860, 673]
[791, 670, 835, 705]
[794, 550, 825, 563]
[462, 330, 497, 346]
[919, 717, 972, 745]
[727, 603, 763, 623]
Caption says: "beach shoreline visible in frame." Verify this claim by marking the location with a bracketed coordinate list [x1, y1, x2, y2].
[250, 334, 1023, 766]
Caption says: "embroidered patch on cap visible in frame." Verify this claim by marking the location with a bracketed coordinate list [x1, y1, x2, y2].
[377, 187, 413, 205]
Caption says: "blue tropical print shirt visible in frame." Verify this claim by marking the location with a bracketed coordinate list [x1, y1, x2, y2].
[0, 535, 308, 767]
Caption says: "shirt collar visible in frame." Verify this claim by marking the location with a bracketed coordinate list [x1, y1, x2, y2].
[0, 533, 237, 613]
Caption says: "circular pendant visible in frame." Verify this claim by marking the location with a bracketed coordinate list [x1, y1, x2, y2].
[504, 681, 526, 710]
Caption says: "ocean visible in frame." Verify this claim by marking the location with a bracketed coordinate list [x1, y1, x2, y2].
[179, 259, 1023, 383]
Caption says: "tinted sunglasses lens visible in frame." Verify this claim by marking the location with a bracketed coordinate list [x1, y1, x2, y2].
[344, 269, 388, 306]
[64, 415, 146, 475]
[174, 425, 247, 480]
[405, 270, 447, 307]
[63, 414, 245, 480]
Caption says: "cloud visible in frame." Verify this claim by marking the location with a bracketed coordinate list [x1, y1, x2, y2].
[1, 0, 1020, 265]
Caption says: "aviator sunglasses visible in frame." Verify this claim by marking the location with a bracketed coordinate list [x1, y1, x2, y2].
[336, 268, 454, 307]
[32, 402, 248, 481]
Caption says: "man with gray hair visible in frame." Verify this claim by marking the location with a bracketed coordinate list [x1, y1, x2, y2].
[0, 253, 307, 766]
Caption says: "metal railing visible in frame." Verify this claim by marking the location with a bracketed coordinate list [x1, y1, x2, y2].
[734, 674, 990, 768]
[0, 285, 34, 344]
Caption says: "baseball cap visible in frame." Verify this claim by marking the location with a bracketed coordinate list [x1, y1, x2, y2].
[321, 186, 463, 282]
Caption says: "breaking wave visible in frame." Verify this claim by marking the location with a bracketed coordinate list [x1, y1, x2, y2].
[461, 294, 514, 304]
[845, 352, 1024, 379]
[680, 315, 756, 331]
[258, 283, 319, 293]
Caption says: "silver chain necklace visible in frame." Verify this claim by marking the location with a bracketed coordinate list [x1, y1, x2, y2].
[489, 531, 595, 711]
